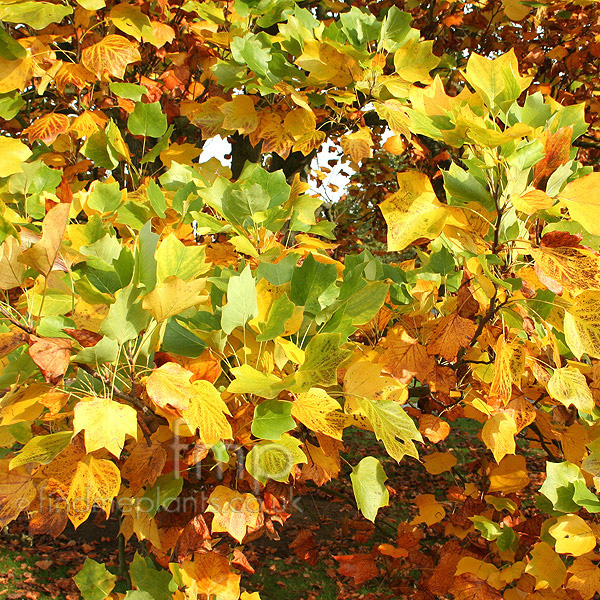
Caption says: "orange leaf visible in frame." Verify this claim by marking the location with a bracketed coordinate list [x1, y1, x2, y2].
[427, 313, 477, 362]
[423, 451, 457, 475]
[81, 35, 141, 80]
[419, 414, 451, 443]
[449, 573, 502, 600]
[290, 530, 318, 565]
[27, 113, 69, 145]
[28, 336, 72, 385]
[377, 543, 408, 559]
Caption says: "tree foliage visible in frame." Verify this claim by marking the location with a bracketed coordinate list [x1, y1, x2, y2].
[1, 0, 600, 598]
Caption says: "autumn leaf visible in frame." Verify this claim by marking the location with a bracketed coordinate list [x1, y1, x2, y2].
[481, 412, 517, 463]
[525, 541, 567, 591]
[341, 128, 373, 163]
[334, 554, 379, 586]
[73, 397, 137, 458]
[206, 485, 261, 542]
[145, 362, 194, 411]
[549, 514, 596, 556]
[380, 171, 448, 251]
[180, 552, 240, 600]
[27, 113, 69, 145]
[291, 388, 347, 440]
[426, 312, 477, 362]
[567, 557, 600, 600]
[81, 35, 141, 80]
[28, 336, 72, 385]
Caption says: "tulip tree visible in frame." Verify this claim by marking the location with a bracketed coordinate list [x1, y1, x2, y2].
[1, 1, 600, 598]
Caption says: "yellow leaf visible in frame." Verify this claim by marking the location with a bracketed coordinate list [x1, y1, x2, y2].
[567, 557, 600, 600]
[291, 388, 348, 440]
[0, 54, 32, 93]
[488, 455, 529, 492]
[531, 246, 600, 294]
[481, 412, 517, 463]
[501, 0, 531, 20]
[180, 552, 240, 600]
[67, 457, 121, 528]
[511, 189, 554, 214]
[374, 100, 411, 137]
[547, 366, 595, 414]
[564, 291, 600, 359]
[206, 485, 261, 542]
[549, 514, 596, 556]
[19, 203, 70, 277]
[0, 236, 26, 290]
[146, 362, 194, 411]
[560, 173, 600, 236]
[283, 108, 316, 139]
[179, 380, 233, 446]
[0, 136, 32, 177]
[81, 35, 141, 80]
[73, 397, 137, 458]
[455, 557, 499, 580]
[55, 63, 95, 93]
[142, 276, 208, 321]
[293, 129, 326, 156]
[489, 335, 525, 404]
[159, 142, 202, 167]
[0, 460, 36, 527]
[380, 171, 447, 251]
[525, 541, 567, 591]
[340, 127, 373, 163]
[423, 451, 457, 475]
[251, 113, 294, 159]
[181, 97, 226, 139]
[411, 494, 446, 526]
[296, 40, 362, 87]
[220, 95, 258, 135]
[393, 38, 439, 83]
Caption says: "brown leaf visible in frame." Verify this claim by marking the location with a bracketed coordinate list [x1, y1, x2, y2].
[174, 515, 211, 561]
[334, 553, 379, 586]
[0, 328, 28, 358]
[28, 336, 72, 384]
[63, 328, 102, 348]
[426, 313, 477, 362]
[449, 573, 503, 600]
[290, 530, 318, 566]
[121, 440, 167, 495]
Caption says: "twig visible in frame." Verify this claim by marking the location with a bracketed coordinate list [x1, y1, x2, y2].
[0, 305, 34, 335]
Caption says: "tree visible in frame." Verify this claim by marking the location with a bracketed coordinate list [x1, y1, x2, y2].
[1, 1, 600, 599]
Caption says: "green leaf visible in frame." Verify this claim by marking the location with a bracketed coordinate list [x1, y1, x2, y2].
[161, 319, 206, 358]
[539, 461, 586, 513]
[142, 474, 184, 517]
[9, 431, 73, 469]
[0, 91, 25, 120]
[290, 254, 338, 315]
[99, 284, 149, 344]
[130, 553, 176, 600]
[73, 558, 116, 600]
[355, 396, 421, 462]
[109, 82, 148, 102]
[378, 6, 414, 52]
[156, 233, 207, 283]
[0, 29, 26, 60]
[124, 593, 154, 600]
[245, 435, 306, 484]
[72, 336, 120, 366]
[351, 456, 389, 522]
[230, 34, 271, 76]
[0, 2, 73, 29]
[147, 180, 167, 218]
[256, 254, 298, 285]
[292, 333, 352, 393]
[221, 265, 258, 334]
[228, 364, 287, 399]
[88, 181, 122, 213]
[128, 102, 168, 138]
[393, 39, 439, 83]
[256, 292, 296, 341]
[251, 400, 295, 440]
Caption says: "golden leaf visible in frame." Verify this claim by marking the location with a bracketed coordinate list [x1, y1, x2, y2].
[179, 380, 233, 446]
[489, 335, 525, 405]
[0, 460, 36, 527]
[427, 313, 477, 362]
[566, 557, 600, 600]
[481, 412, 517, 463]
[525, 541, 567, 591]
[549, 515, 596, 556]
[564, 291, 600, 359]
[73, 397, 138, 458]
[54, 63, 95, 93]
[145, 362, 194, 411]
[220, 95, 258, 135]
[0, 136, 32, 178]
[488, 454, 529, 492]
[340, 127, 373, 163]
[206, 485, 261, 542]
[81, 35, 141, 80]
[411, 494, 446, 526]
[291, 388, 348, 440]
[141, 276, 208, 322]
[380, 171, 448, 252]
[181, 97, 226, 139]
[419, 415, 451, 443]
[423, 451, 457, 475]
[19, 202, 70, 278]
[560, 173, 600, 237]
[180, 552, 240, 600]
[548, 366, 595, 414]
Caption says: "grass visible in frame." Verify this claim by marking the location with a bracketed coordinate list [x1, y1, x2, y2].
[0, 544, 71, 600]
